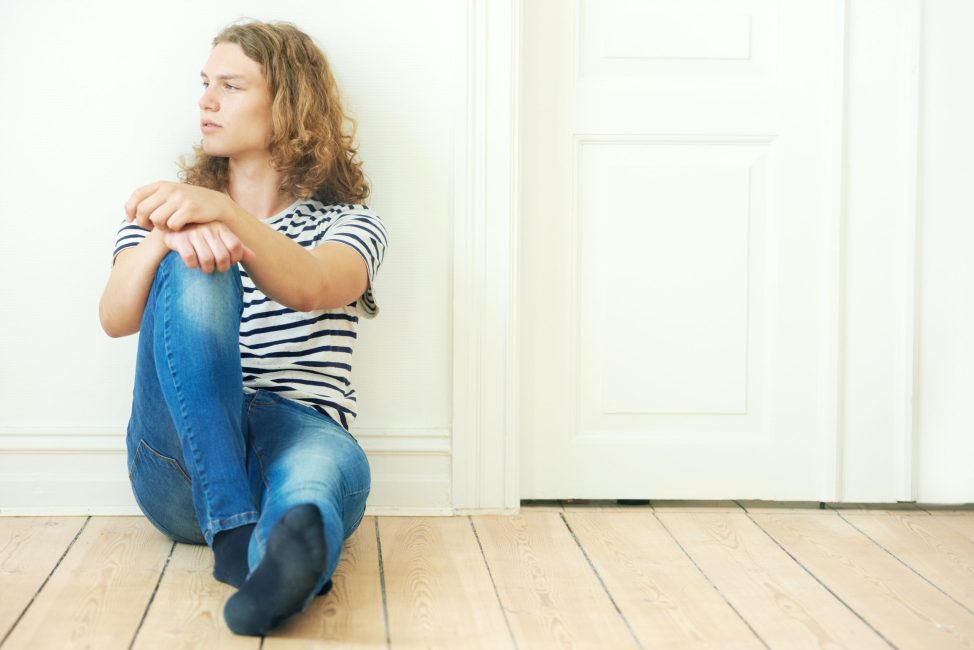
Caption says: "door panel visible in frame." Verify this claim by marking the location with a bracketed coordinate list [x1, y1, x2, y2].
[520, 0, 839, 499]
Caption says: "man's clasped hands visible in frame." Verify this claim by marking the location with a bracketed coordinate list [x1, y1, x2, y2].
[124, 181, 256, 273]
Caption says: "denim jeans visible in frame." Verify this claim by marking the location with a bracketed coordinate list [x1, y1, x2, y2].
[125, 251, 371, 598]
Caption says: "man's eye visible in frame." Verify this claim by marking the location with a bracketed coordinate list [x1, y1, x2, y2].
[225, 84, 237, 91]
[201, 81, 209, 87]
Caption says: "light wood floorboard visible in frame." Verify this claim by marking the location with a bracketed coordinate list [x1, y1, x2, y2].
[753, 512, 974, 649]
[839, 513, 974, 612]
[2, 517, 171, 649]
[132, 542, 254, 650]
[658, 511, 888, 649]
[937, 515, 974, 542]
[564, 510, 760, 648]
[1, 505, 973, 649]
[473, 511, 638, 649]
[378, 516, 511, 649]
[0, 516, 87, 640]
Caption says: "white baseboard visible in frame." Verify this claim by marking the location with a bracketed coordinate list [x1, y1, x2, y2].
[0, 429, 455, 516]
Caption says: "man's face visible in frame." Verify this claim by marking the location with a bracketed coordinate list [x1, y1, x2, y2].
[198, 42, 273, 159]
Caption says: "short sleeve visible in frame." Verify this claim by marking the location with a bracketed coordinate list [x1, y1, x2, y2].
[319, 207, 388, 318]
[113, 220, 150, 266]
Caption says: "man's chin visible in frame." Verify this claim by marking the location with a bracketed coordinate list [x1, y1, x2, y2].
[201, 142, 228, 157]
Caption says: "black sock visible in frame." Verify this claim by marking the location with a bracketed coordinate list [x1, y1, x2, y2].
[212, 523, 255, 589]
[223, 504, 329, 636]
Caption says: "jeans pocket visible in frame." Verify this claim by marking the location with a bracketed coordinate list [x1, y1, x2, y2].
[130, 439, 192, 485]
[129, 439, 203, 544]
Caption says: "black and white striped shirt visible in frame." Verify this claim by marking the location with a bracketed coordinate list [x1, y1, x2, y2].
[112, 199, 388, 432]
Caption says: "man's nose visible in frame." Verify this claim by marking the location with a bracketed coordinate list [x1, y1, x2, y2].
[198, 87, 218, 111]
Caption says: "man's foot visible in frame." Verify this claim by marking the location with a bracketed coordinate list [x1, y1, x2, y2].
[223, 504, 328, 636]
[212, 523, 255, 589]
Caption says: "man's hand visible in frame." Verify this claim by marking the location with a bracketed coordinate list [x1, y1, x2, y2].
[164, 222, 256, 273]
[124, 181, 236, 231]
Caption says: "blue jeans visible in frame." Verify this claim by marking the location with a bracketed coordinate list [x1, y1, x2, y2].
[125, 251, 371, 598]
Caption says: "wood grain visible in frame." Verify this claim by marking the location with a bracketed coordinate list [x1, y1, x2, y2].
[264, 516, 386, 649]
[564, 510, 762, 648]
[379, 516, 512, 649]
[840, 513, 974, 611]
[131, 542, 255, 650]
[2, 517, 172, 649]
[939, 514, 974, 542]
[658, 512, 889, 649]
[753, 512, 974, 649]
[472, 511, 639, 649]
[0, 516, 87, 640]
[7, 509, 974, 648]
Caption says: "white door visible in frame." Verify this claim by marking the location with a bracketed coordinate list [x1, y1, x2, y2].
[519, 0, 842, 500]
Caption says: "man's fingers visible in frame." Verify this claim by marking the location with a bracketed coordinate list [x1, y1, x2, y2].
[146, 197, 178, 231]
[167, 211, 185, 231]
[214, 224, 254, 265]
[188, 229, 216, 273]
[200, 226, 232, 273]
[167, 233, 198, 268]
[124, 182, 162, 222]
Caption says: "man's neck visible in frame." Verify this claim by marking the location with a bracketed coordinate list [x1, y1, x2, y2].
[227, 154, 296, 220]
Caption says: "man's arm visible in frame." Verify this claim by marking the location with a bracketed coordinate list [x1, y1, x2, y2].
[123, 181, 368, 313]
[100, 222, 257, 337]
[99, 228, 171, 338]
[224, 205, 369, 312]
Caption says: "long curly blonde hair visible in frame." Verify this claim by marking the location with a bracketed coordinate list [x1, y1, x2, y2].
[179, 20, 370, 204]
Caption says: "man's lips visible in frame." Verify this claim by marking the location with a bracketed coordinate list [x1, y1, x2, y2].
[201, 121, 222, 132]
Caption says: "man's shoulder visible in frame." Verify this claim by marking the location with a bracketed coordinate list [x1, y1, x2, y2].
[297, 201, 380, 224]
[289, 199, 358, 217]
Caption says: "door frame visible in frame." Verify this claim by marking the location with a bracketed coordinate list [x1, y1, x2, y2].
[451, 0, 522, 512]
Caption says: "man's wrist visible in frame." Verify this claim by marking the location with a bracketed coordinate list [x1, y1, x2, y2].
[222, 197, 245, 229]
[222, 200, 257, 244]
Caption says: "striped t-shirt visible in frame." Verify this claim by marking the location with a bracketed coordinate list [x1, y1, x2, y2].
[112, 199, 388, 432]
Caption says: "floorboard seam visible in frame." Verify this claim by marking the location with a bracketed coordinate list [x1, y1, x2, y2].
[467, 516, 520, 650]
[0, 515, 91, 649]
[653, 512, 770, 650]
[745, 512, 899, 649]
[835, 512, 974, 618]
[374, 517, 391, 650]
[559, 512, 645, 650]
[127, 539, 176, 650]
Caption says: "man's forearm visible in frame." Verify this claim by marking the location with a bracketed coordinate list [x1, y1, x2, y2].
[223, 204, 324, 312]
[99, 228, 172, 337]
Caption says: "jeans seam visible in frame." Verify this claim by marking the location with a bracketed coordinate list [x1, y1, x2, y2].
[207, 512, 260, 542]
[252, 443, 271, 494]
[161, 263, 214, 514]
[127, 438, 141, 477]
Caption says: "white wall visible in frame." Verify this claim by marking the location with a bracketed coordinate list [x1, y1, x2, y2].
[0, 0, 460, 513]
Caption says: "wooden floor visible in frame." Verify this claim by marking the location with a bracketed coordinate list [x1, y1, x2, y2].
[2, 501, 974, 649]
